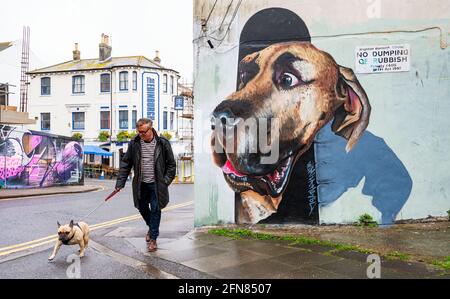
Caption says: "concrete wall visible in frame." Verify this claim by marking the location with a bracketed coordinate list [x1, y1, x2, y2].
[0, 125, 83, 189]
[194, 0, 450, 226]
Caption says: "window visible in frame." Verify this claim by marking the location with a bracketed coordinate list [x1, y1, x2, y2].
[72, 112, 85, 130]
[89, 154, 95, 163]
[170, 112, 174, 130]
[41, 77, 51, 95]
[72, 75, 85, 94]
[170, 76, 174, 94]
[100, 73, 111, 92]
[163, 74, 168, 93]
[41, 113, 50, 130]
[132, 110, 137, 129]
[100, 111, 110, 130]
[163, 111, 168, 130]
[132, 71, 137, 91]
[119, 71, 128, 91]
[0, 84, 7, 105]
[119, 110, 128, 129]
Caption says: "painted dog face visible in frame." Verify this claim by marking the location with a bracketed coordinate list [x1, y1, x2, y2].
[211, 41, 371, 212]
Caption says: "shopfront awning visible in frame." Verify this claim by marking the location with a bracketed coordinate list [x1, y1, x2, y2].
[83, 145, 113, 157]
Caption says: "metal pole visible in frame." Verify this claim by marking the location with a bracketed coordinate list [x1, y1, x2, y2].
[109, 69, 113, 168]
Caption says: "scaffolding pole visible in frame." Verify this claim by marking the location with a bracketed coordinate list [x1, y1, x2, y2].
[19, 26, 30, 112]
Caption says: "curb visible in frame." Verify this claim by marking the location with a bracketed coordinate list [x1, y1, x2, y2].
[0, 186, 103, 200]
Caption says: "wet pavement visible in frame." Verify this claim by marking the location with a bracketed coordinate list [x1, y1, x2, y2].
[249, 222, 450, 263]
[124, 229, 449, 279]
[1, 179, 448, 279]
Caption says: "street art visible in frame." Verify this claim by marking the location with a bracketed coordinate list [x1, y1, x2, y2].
[210, 8, 374, 224]
[0, 125, 83, 189]
[209, 7, 413, 225]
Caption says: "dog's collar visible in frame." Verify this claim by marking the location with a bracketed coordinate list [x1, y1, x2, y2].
[61, 223, 82, 245]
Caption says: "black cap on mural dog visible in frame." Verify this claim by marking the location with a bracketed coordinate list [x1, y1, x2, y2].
[237, 7, 311, 87]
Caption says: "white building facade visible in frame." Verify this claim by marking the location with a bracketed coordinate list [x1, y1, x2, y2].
[26, 37, 182, 166]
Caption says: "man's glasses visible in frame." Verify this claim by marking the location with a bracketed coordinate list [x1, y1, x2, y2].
[138, 127, 151, 135]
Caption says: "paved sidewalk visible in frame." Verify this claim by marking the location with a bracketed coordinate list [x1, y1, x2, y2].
[123, 227, 449, 279]
[252, 221, 450, 263]
[0, 184, 103, 200]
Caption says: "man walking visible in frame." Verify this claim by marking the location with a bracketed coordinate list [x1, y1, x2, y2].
[115, 118, 176, 252]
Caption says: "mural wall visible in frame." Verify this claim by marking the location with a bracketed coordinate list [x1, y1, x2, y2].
[194, 0, 450, 226]
[0, 125, 83, 189]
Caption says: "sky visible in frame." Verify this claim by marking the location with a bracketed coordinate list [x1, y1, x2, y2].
[0, 0, 194, 83]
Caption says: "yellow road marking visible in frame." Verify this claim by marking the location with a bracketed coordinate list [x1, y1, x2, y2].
[0, 235, 57, 252]
[0, 201, 193, 257]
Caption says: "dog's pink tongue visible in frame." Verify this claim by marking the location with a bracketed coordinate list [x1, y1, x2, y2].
[222, 160, 246, 177]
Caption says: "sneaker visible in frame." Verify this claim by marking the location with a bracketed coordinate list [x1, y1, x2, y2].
[145, 232, 151, 243]
[148, 239, 157, 252]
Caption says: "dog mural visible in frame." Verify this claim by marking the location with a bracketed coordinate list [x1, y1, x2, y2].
[211, 41, 371, 224]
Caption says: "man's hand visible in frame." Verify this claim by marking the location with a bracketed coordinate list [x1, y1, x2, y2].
[115, 187, 122, 192]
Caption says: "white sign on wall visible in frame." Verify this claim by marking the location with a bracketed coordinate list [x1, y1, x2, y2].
[355, 44, 410, 74]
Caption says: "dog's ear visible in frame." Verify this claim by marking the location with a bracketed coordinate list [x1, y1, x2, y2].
[69, 220, 74, 228]
[57, 221, 61, 228]
[332, 66, 371, 152]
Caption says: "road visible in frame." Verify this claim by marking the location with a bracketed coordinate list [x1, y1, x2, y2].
[0, 179, 206, 279]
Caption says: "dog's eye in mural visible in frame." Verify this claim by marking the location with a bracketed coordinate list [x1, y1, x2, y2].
[273, 53, 303, 90]
[276, 72, 300, 90]
[272, 53, 316, 90]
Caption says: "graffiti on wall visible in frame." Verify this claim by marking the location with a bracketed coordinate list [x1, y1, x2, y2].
[0, 125, 83, 189]
[209, 7, 414, 225]
[210, 8, 376, 224]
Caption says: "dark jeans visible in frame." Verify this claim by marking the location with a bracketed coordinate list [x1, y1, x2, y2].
[138, 182, 161, 240]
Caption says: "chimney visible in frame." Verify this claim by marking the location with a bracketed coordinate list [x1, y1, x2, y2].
[73, 43, 80, 60]
[153, 50, 161, 64]
[99, 33, 112, 62]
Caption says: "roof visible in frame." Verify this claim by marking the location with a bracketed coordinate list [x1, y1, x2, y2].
[83, 145, 113, 157]
[0, 42, 13, 52]
[28, 56, 179, 75]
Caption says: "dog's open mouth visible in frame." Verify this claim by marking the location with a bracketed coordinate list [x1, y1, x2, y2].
[221, 153, 296, 198]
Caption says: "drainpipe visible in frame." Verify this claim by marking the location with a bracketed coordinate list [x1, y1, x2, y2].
[109, 68, 114, 168]
[141, 71, 160, 130]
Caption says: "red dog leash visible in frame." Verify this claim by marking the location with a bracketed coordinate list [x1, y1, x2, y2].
[81, 189, 121, 220]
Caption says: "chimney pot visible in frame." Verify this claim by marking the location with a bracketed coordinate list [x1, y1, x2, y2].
[99, 33, 112, 62]
[73, 43, 80, 60]
[153, 50, 161, 64]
